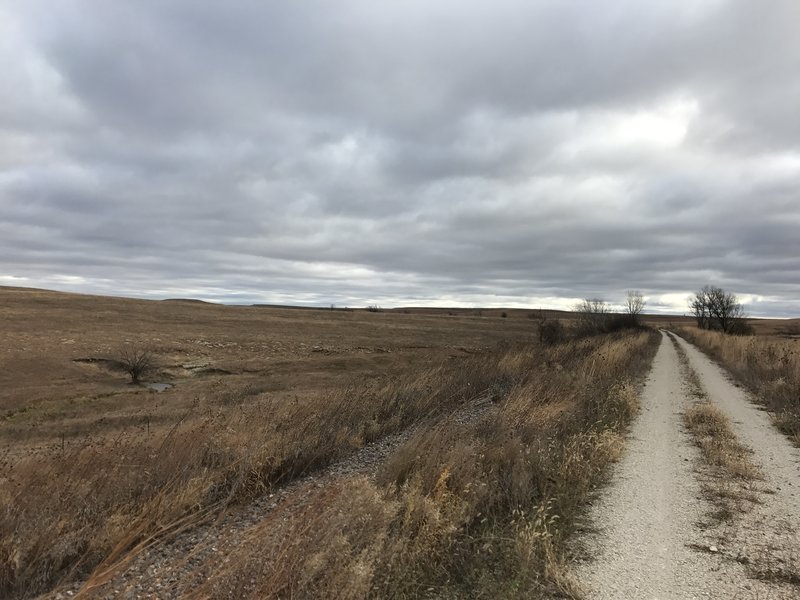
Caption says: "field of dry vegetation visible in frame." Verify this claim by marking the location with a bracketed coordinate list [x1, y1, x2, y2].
[0, 287, 659, 598]
[676, 326, 800, 446]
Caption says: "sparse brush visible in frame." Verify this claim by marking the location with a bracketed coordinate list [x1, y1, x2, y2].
[117, 346, 155, 384]
[196, 330, 660, 599]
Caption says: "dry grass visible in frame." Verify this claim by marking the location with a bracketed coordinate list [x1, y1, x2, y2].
[190, 331, 658, 599]
[0, 288, 661, 598]
[682, 400, 763, 526]
[683, 402, 762, 482]
[668, 333, 762, 526]
[0, 352, 521, 598]
[677, 327, 800, 446]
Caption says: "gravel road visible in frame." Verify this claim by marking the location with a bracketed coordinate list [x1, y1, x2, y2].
[575, 331, 800, 599]
[674, 335, 800, 592]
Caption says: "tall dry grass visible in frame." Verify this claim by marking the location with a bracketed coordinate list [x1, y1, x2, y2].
[0, 353, 516, 599]
[194, 331, 659, 599]
[677, 327, 800, 445]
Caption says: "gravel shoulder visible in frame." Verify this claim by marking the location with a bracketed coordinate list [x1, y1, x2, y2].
[53, 397, 495, 599]
[575, 331, 800, 599]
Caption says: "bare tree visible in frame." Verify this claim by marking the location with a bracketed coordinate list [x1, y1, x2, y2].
[689, 288, 711, 329]
[689, 286, 747, 334]
[706, 286, 746, 334]
[118, 346, 154, 384]
[574, 298, 610, 335]
[625, 290, 646, 325]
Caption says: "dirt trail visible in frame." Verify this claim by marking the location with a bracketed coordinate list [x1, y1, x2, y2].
[575, 331, 800, 599]
[674, 335, 800, 588]
[575, 331, 721, 598]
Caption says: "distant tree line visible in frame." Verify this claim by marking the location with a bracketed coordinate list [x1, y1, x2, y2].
[573, 290, 646, 336]
[539, 290, 646, 344]
[689, 285, 751, 334]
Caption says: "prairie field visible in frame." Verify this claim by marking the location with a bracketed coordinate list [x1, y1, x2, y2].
[0, 287, 543, 451]
[0, 286, 664, 598]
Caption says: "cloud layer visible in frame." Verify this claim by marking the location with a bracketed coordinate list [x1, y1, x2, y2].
[1, 0, 799, 315]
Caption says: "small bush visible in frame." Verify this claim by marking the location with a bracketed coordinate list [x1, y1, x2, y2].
[118, 347, 154, 384]
[538, 319, 565, 346]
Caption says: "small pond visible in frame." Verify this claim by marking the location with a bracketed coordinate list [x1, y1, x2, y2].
[144, 382, 173, 392]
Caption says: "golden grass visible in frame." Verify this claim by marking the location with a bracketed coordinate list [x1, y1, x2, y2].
[0, 288, 661, 598]
[677, 327, 800, 446]
[683, 402, 762, 482]
[0, 353, 519, 598]
[189, 331, 659, 599]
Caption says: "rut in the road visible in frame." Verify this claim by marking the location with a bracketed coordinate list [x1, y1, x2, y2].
[575, 331, 800, 600]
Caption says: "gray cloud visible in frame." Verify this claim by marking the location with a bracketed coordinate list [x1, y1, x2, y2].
[1, 0, 799, 316]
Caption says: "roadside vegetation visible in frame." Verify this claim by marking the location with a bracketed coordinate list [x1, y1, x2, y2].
[572, 290, 647, 336]
[188, 330, 659, 598]
[0, 291, 660, 599]
[677, 327, 800, 447]
[3, 353, 515, 598]
[669, 334, 761, 525]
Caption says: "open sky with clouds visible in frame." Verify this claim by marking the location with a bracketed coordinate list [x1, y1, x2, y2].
[1, 0, 799, 315]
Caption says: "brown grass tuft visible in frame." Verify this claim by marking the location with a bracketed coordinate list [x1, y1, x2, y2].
[683, 402, 762, 481]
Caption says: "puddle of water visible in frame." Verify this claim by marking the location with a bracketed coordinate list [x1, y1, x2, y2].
[144, 382, 173, 392]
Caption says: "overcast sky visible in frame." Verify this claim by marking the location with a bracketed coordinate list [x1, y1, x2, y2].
[1, 1, 799, 315]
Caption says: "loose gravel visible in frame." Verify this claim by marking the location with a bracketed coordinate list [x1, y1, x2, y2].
[575, 331, 800, 599]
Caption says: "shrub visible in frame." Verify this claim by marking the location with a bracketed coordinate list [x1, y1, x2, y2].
[728, 319, 755, 336]
[118, 346, 154, 384]
[538, 319, 565, 346]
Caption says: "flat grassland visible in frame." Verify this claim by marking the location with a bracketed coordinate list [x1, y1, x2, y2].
[8, 287, 608, 597]
[0, 287, 538, 451]
[10, 287, 796, 598]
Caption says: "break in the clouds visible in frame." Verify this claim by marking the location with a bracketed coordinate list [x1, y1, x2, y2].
[1, 0, 799, 315]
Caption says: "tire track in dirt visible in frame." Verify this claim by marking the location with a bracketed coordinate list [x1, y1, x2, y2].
[575, 331, 800, 599]
[673, 334, 800, 592]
